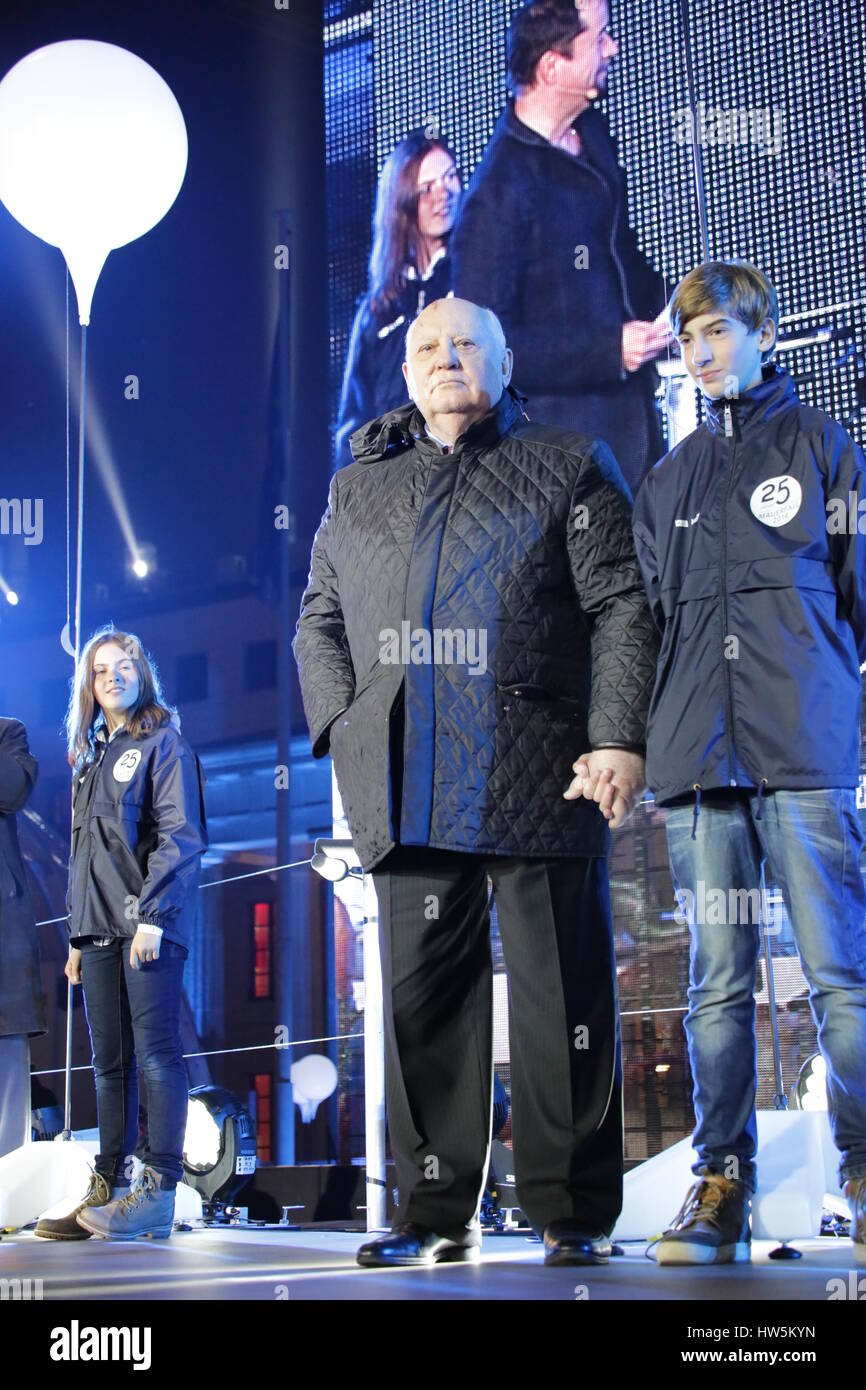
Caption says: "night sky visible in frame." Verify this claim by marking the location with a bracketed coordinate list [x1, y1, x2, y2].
[0, 0, 328, 641]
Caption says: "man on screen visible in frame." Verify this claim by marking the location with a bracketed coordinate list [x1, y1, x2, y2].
[451, 0, 671, 496]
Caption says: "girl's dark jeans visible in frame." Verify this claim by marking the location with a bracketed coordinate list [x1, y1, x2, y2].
[80, 936, 189, 1188]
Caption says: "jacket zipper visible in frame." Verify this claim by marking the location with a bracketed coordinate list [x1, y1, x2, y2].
[553, 144, 635, 320]
[73, 737, 111, 932]
[720, 402, 738, 784]
[601, 167, 636, 321]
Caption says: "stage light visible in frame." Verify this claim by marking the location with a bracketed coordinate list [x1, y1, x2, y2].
[290, 1054, 338, 1123]
[310, 836, 365, 883]
[5, 590, 18, 605]
[127, 542, 156, 584]
[791, 1052, 827, 1112]
[0, 40, 188, 325]
[184, 1095, 222, 1169]
[182, 1085, 257, 1203]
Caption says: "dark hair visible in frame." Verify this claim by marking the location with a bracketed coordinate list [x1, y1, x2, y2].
[367, 130, 460, 323]
[507, 0, 588, 90]
[669, 259, 780, 363]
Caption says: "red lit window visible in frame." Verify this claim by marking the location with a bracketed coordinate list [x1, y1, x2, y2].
[253, 1073, 271, 1163]
[252, 901, 273, 1000]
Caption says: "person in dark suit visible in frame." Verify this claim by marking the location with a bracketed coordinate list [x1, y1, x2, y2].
[450, 0, 671, 496]
[0, 717, 45, 1158]
[294, 295, 659, 1266]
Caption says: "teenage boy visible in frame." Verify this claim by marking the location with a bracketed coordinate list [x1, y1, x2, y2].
[619, 258, 866, 1264]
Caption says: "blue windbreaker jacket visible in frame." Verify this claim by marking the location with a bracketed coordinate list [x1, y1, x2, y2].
[67, 720, 208, 949]
[632, 364, 866, 808]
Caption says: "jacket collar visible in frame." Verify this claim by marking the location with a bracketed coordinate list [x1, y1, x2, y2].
[703, 363, 796, 437]
[95, 720, 127, 745]
[498, 98, 609, 168]
[350, 384, 529, 462]
[404, 245, 448, 283]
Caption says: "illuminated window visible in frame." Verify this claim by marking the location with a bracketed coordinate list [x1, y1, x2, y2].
[253, 1073, 272, 1164]
[251, 901, 273, 1001]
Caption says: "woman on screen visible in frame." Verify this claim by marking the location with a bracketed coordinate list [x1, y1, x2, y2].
[37, 624, 207, 1242]
[334, 129, 462, 466]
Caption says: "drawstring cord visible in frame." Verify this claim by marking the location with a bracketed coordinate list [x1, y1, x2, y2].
[690, 783, 702, 840]
[691, 776, 768, 836]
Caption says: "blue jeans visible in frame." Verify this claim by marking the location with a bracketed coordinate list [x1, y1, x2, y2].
[665, 789, 866, 1191]
[80, 937, 189, 1187]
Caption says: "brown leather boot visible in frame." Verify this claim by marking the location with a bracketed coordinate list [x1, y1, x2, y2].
[35, 1171, 128, 1241]
[652, 1174, 752, 1266]
[844, 1175, 866, 1266]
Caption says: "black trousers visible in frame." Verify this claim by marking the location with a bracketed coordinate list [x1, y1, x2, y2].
[80, 937, 189, 1186]
[371, 844, 623, 1240]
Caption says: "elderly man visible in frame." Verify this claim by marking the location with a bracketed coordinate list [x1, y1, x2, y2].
[293, 296, 658, 1266]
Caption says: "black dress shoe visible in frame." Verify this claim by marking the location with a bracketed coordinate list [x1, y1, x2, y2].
[543, 1220, 612, 1266]
[356, 1222, 482, 1268]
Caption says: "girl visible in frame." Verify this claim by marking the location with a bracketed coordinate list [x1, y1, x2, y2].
[37, 624, 207, 1240]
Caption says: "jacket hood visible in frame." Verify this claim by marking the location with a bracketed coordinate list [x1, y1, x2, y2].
[348, 383, 530, 464]
[703, 363, 797, 437]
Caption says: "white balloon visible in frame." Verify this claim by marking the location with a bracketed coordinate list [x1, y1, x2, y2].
[0, 40, 188, 325]
[290, 1054, 338, 1103]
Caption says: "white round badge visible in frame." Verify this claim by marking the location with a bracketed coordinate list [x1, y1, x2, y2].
[749, 475, 802, 528]
[113, 748, 141, 783]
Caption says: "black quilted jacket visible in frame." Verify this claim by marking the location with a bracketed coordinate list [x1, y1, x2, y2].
[293, 387, 659, 870]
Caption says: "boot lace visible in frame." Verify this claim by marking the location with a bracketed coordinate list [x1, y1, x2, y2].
[668, 1178, 727, 1232]
[119, 1168, 157, 1216]
[83, 1171, 111, 1206]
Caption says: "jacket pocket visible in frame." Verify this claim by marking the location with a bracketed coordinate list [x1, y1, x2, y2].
[91, 795, 146, 823]
[727, 554, 836, 594]
[496, 682, 586, 724]
[661, 565, 719, 620]
[330, 671, 397, 746]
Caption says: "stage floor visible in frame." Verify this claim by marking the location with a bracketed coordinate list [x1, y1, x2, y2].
[0, 1226, 861, 1300]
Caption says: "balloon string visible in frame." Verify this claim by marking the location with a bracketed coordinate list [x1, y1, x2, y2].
[65, 269, 71, 637]
[63, 320, 87, 1136]
[73, 324, 87, 666]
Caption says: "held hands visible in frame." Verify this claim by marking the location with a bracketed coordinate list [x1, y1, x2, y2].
[563, 749, 647, 829]
[130, 930, 161, 970]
